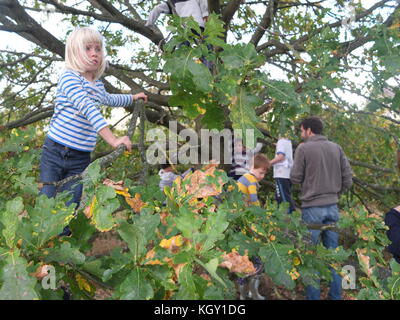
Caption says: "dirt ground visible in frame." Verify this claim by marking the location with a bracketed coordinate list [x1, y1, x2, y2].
[85, 231, 126, 300]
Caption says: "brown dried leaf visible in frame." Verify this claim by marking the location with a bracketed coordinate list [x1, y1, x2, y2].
[83, 196, 97, 219]
[18, 210, 28, 221]
[33, 264, 52, 280]
[160, 211, 169, 226]
[173, 263, 187, 279]
[356, 248, 374, 277]
[126, 193, 146, 213]
[102, 178, 125, 191]
[219, 251, 256, 275]
[183, 164, 225, 198]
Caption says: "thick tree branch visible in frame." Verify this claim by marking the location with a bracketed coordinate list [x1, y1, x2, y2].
[222, 0, 243, 26]
[111, 64, 170, 91]
[349, 160, 396, 174]
[353, 177, 400, 193]
[0, 109, 54, 131]
[250, 0, 279, 46]
[0, 1, 65, 57]
[335, 2, 400, 58]
[257, 0, 393, 59]
[208, 0, 221, 15]
[38, 0, 164, 45]
[106, 65, 170, 106]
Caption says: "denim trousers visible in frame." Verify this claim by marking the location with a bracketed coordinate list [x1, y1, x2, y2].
[39, 137, 91, 209]
[301, 204, 342, 300]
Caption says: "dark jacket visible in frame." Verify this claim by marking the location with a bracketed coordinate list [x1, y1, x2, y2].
[290, 135, 353, 208]
[384, 207, 400, 264]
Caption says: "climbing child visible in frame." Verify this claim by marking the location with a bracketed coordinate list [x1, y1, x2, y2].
[39, 27, 147, 236]
[146, 0, 212, 70]
[236, 153, 270, 299]
[146, 0, 209, 29]
[159, 163, 179, 191]
[237, 153, 270, 207]
[159, 163, 194, 191]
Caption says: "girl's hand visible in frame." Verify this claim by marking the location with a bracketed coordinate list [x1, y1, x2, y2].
[133, 92, 148, 102]
[112, 136, 132, 152]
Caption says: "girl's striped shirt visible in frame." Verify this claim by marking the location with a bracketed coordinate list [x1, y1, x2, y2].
[47, 69, 133, 152]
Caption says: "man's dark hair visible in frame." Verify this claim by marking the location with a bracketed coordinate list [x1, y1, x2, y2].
[300, 116, 324, 134]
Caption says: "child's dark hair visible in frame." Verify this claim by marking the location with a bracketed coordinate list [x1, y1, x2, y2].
[299, 116, 324, 134]
[160, 163, 172, 170]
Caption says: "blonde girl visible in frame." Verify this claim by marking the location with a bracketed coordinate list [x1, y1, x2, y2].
[39, 27, 147, 236]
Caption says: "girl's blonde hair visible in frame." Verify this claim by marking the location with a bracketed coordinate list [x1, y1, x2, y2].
[65, 27, 106, 80]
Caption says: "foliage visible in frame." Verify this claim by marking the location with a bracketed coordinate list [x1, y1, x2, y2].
[0, 0, 399, 300]
[1, 150, 397, 300]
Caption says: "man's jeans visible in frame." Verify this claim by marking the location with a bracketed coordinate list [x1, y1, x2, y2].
[301, 204, 342, 300]
[39, 137, 91, 209]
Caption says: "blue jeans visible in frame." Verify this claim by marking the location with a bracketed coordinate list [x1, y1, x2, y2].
[301, 204, 342, 300]
[39, 137, 91, 209]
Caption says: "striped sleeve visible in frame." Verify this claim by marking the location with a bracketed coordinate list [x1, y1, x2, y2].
[96, 82, 134, 107]
[59, 71, 108, 132]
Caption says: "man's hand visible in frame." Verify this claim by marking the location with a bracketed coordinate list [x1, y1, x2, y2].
[112, 136, 132, 152]
[133, 92, 148, 102]
[395, 205, 400, 213]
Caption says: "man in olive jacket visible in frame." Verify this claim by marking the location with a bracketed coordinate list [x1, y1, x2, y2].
[290, 116, 353, 300]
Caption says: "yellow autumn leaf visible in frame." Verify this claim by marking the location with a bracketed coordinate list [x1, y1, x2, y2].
[160, 238, 172, 249]
[84, 195, 97, 219]
[289, 269, 300, 280]
[160, 235, 184, 251]
[196, 105, 206, 114]
[173, 235, 183, 247]
[293, 257, 301, 266]
[75, 273, 92, 293]
[115, 188, 131, 198]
